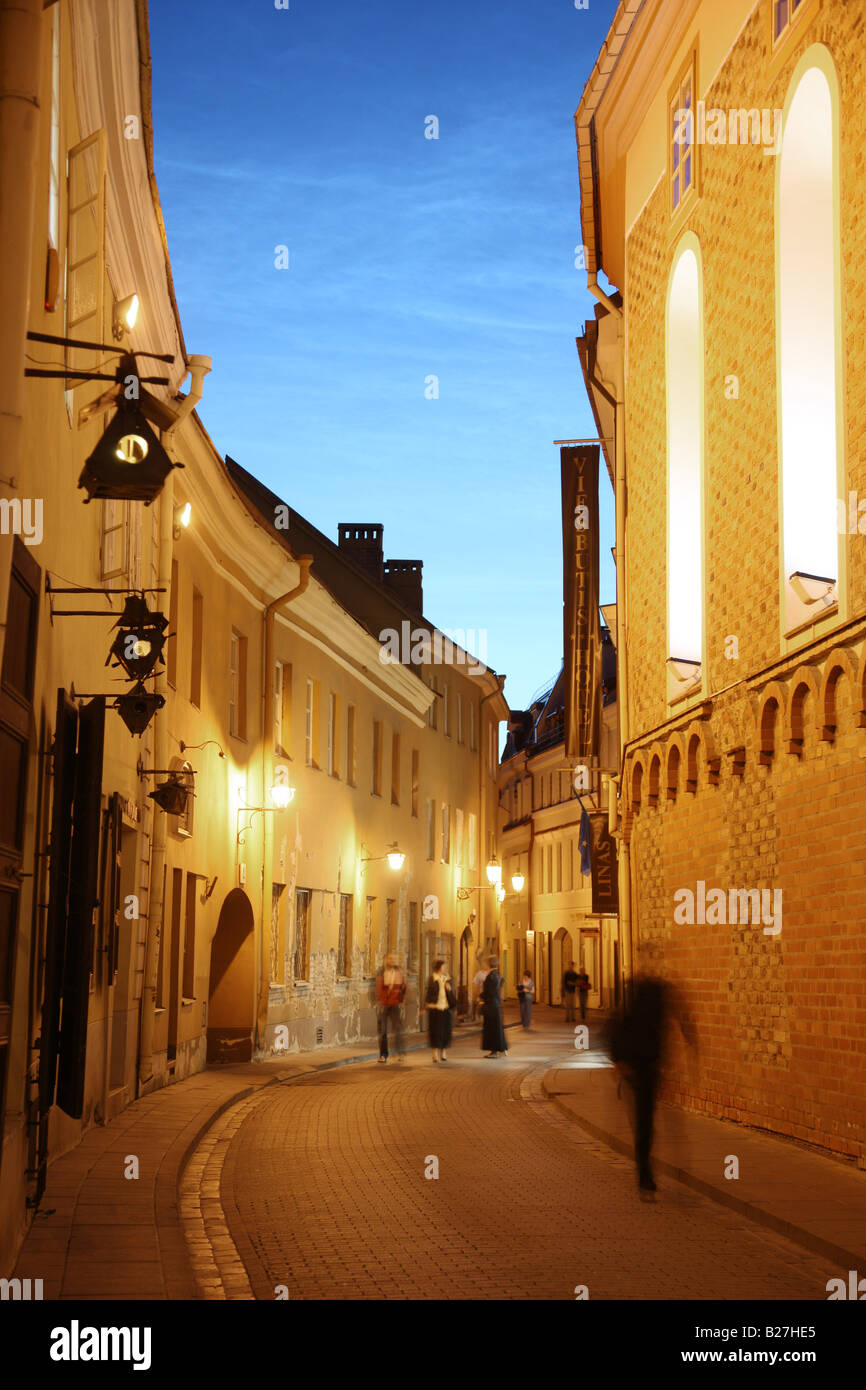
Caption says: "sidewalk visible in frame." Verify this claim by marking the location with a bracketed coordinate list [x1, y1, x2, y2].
[10, 1011, 505, 1299]
[543, 1041, 866, 1273]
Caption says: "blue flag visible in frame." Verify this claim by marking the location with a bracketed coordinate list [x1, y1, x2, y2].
[578, 808, 592, 876]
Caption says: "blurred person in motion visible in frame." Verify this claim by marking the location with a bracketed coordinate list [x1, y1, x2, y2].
[562, 960, 579, 1022]
[471, 957, 489, 1022]
[425, 959, 457, 1063]
[376, 953, 407, 1063]
[517, 970, 535, 1030]
[481, 956, 508, 1057]
[576, 964, 591, 1021]
[608, 972, 694, 1199]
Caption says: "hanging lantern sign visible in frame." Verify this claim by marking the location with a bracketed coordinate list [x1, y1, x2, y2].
[107, 595, 168, 680]
[78, 404, 180, 504]
[113, 682, 165, 737]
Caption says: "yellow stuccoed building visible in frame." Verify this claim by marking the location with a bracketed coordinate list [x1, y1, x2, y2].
[0, 0, 507, 1275]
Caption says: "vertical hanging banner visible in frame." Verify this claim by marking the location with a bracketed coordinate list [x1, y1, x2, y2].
[561, 445, 601, 762]
[589, 812, 619, 915]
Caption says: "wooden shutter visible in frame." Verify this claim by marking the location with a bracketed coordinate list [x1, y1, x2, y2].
[39, 690, 78, 1115]
[56, 697, 105, 1118]
[65, 130, 106, 388]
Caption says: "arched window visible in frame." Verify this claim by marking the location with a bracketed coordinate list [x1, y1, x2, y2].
[777, 53, 842, 635]
[666, 236, 704, 702]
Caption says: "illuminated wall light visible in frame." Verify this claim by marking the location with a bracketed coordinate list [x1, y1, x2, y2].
[112, 292, 139, 340]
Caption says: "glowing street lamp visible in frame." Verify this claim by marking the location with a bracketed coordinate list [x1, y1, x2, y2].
[486, 856, 501, 886]
[360, 842, 406, 873]
[511, 873, 525, 893]
[271, 763, 295, 808]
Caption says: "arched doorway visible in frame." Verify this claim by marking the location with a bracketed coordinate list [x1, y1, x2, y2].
[553, 927, 575, 1005]
[207, 889, 255, 1063]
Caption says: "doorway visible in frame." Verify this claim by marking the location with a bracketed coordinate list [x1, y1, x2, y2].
[580, 930, 601, 1009]
[207, 889, 255, 1063]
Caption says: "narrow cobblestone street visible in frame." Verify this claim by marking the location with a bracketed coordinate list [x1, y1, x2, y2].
[212, 1018, 841, 1301]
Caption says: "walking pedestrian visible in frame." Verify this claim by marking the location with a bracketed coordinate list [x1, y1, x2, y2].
[576, 964, 590, 1021]
[425, 960, 456, 1063]
[562, 960, 579, 1022]
[517, 970, 534, 1029]
[471, 959, 489, 1022]
[375, 953, 406, 1063]
[480, 956, 508, 1057]
[607, 974, 668, 1198]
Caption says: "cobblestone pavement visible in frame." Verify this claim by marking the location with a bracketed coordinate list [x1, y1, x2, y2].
[212, 1019, 842, 1301]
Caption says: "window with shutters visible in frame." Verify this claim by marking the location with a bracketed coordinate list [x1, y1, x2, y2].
[338, 894, 353, 976]
[65, 130, 106, 388]
[100, 499, 128, 580]
[229, 630, 248, 739]
[346, 703, 356, 785]
[294, 888, 311, 981]
[167, 558, 178, 688]
[190, 588, 203, 708]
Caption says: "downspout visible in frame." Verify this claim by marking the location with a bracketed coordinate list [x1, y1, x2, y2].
[0, 0, 43, 553]
[138, 360, 209, 1092]
[256, 555, 313, 1052]
[479, 674, 505, 960]
[586, 273, 632, 998]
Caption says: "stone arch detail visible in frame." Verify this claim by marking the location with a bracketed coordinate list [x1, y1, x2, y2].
[647, 745, 663, 808]
[817, 647, 857, 740]
[851, 645, 866, 731]
[785, 666, 820, 756]
[756, 681, 787, 767]
[629, 755, 645, 813]
[665, 733, 685, 800]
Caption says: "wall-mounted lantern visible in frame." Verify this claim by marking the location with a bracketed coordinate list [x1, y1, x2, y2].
[78, 402, 178, 505]
[360, 842, 406, 875]
[107, 595, 168, 681]
[148, 773, 193, 816]
[114, 682, 165, 737]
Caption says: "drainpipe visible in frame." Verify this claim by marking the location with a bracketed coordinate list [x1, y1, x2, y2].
[479, 674, 505, 959]
[586, 273, 632, 999]
[256, 555, 313, 1052]
[138, 359, 210, 1092]
[0, 0, 43, 564]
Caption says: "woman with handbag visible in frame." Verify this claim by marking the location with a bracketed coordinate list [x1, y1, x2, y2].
[425, 960, 456, 1063]
[481, 956, 508, 1058]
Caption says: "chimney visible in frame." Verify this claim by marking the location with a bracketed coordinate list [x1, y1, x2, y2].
[338, 523, 384, 582]
[384, 559, 423, 613]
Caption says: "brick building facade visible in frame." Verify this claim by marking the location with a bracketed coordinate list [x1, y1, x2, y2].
[575, 0, 866, 1161]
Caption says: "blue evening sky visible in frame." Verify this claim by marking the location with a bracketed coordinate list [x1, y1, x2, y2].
[148, 0, 619, 714]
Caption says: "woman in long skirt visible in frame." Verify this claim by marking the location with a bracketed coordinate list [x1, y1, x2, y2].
[481, 956, 508, 1057]
[426, 960, 456, 1063]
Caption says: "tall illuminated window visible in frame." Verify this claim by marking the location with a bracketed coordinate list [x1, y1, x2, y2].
[777, 57, 840, 634]
[666, 238, 704, 702]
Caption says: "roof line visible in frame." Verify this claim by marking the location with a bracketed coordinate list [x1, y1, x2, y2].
[573, 0, 646, 278]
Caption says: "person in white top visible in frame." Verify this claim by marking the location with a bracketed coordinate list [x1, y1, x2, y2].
[425, 960, 456, 1063]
